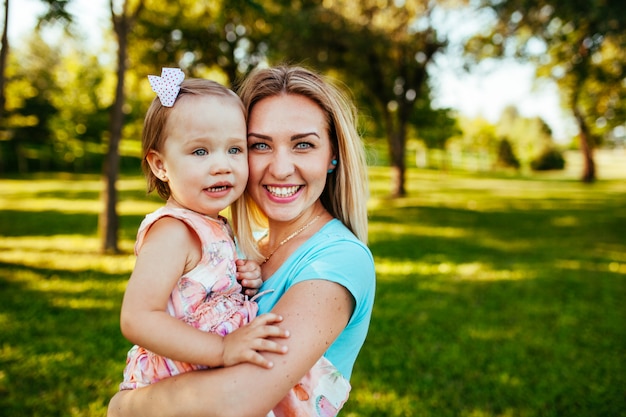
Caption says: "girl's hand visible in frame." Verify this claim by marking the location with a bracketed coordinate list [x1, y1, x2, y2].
[221, 313, 289, 368]
[236, 259, 263, 297]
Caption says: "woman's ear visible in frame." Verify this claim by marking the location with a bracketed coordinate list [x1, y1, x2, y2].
[146, 150, 168, 181]
[327, 156, 338, 174]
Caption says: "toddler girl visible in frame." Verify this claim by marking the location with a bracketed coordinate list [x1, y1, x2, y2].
[118, 68, 288, 390]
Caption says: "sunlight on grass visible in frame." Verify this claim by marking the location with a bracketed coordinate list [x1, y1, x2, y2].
[463, 409, 518, 417]
[3, 266, 127, 293]
[556, 259, 626, 274]
[1, 197, 99, 213]
[51, 297, 119, 310]
[0, 195, 159, 215]
[345, 389, 420, 417]
[376, 259, 536, 282]
[368, 165, 626, 212]
[466, 326, 520, 341]
[0, 249, 135, 274]
[0, 176, 160, 215]
[369, 222, 467, 238]
[0, 236, 136, 273]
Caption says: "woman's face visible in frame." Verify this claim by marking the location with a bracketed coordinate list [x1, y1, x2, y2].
[246, 94, 336, 223]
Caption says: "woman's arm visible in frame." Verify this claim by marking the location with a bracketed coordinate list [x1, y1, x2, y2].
[108, 279, 354, 417]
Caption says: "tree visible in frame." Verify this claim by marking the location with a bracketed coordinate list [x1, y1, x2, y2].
[129, 0, 269, 86]
[99, 0, 145, 253]
[6, 35, 63, 172]
[0, 0, 9, 121]
[467, 0, 626, 182]
[1, 0, 72, 129]
[263, 0, 467, 197]
[496, 105, 555, 168]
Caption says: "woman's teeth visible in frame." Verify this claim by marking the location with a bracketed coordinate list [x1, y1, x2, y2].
[266, 185, 300, 197]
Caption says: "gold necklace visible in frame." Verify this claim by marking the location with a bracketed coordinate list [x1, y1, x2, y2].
[262, 215, 321, 264]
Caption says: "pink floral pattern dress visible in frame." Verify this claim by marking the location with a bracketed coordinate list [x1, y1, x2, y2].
[119, 205, 257, 390]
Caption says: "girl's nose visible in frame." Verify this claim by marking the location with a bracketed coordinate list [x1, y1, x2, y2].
[210, 154, 233, 175]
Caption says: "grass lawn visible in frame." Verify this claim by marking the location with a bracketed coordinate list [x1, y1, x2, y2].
[1, 166, 625, 416]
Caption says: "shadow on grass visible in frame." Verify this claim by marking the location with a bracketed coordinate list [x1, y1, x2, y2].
[0, 261, 129, 417]
[1, 171, 625, 416]
[353, 270, 625, 416]
[346, 201, 626, 417]
[0, 210, 147, 242]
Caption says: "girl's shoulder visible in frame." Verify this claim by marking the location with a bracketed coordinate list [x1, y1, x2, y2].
[136, 206, 232, 253]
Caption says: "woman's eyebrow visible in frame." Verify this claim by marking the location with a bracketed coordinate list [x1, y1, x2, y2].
[247, 132, 321, 140]
[247, 132, 271, 140]
[291, 132, 320, 140]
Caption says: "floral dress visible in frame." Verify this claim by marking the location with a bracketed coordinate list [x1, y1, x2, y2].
[119, 205, 257, 390]
[269, 356, 351, 417]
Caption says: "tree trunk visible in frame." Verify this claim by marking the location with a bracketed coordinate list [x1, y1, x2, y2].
[99, 0, 144, 253]
[573, 106, 596, 183]
[0, 0, 9, 120]
[99, 5, 130, 254]
[389, 128, 407, 197]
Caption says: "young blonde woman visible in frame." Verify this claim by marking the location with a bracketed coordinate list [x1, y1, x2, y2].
[108, 65, 375, 417]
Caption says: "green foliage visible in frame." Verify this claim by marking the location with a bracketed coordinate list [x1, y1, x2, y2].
[495, 106, 555, 167]
[495, 137, 520, 169]
[2, 32, 115, 174]
[1, 169, 625, 416]
[530, 146, 566, 171]
[469, 0, 626, 144]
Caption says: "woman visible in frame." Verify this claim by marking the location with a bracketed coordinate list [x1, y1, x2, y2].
[108, 65, 376, 417]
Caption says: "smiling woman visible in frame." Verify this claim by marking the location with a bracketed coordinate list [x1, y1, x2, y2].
[107, 65, 376, 417]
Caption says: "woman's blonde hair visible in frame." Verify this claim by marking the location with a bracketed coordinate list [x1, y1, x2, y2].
[233, 65, 369, 261]
[141, 78, 244, 200]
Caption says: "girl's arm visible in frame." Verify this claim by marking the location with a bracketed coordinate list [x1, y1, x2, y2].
[235, 258, 263, 297]
[108, 278, 354, 417]
[121, 217, 287, 369]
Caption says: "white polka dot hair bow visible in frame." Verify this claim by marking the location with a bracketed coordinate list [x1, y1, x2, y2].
[148, 68, 185, 107]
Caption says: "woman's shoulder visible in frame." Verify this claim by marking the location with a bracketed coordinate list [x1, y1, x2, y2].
[288, 219, 374, 280]
[311, 219, 372, 257]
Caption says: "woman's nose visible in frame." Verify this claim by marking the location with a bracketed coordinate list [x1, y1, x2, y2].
[268, 149, 295, 179]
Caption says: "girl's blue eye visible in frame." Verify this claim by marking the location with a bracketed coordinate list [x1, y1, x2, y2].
[228, 147, 243, 155]
[193, 149, 208, 156]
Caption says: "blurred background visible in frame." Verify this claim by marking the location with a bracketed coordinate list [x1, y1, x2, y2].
[1, 2, 625, 416]
[5, 0, 625, 252]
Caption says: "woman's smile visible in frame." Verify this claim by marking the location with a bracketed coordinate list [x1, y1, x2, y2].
[265, 185, 302, 198]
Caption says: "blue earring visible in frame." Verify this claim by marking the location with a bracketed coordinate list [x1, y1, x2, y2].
[328, 159, 338, 174]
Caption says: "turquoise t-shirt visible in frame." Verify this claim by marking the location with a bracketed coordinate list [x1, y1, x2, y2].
[256, 219, 376, 379]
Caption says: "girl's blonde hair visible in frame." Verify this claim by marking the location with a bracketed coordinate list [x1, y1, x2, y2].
[141, 78, 244, 200]
[233, 65, 369, 261]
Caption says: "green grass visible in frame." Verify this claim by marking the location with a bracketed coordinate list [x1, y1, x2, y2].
[1, 168, 625, 416]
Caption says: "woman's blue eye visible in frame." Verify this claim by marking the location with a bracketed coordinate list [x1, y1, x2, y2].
[295, 142, 313, 149]
[250, 142, 269, 151]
